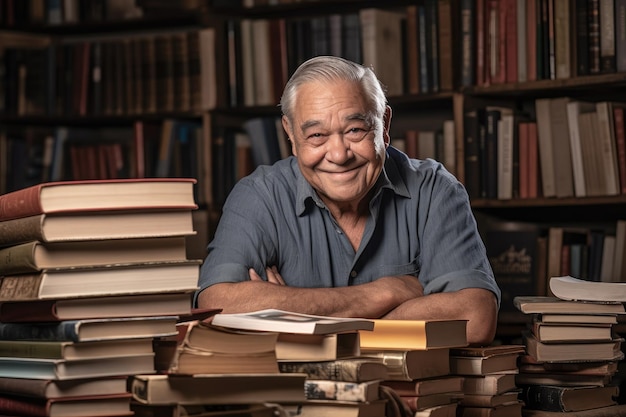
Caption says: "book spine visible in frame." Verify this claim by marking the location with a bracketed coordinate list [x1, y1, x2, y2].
[0, 341, 63, 358]
[0, 275, 44, 301]
[0, 300, 59, 323]
[0, 394, 47, 416]
[0, 377, 48, 398]
[0, 321, 79, 342]
[519, 385, 569, 412]
[613, 106, 626, 194]
[0, 242, 39, 275]
[0, 185, 44, 221]
[304, 380, 373, 402]
[278, 361, 366, 382]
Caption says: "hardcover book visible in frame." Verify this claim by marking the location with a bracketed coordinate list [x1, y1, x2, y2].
[276, 332, 360, 361]
[0, 260, 200, 301]
[519, 385, 618, 412]
[0, 316, 178, 342]
[278, 358, 388, 382]
[0, 211, 196, 247]
[0, 338, 154, 360]
[513, 296, 625, 315]
[130, 373, 306, 405]
[0, 392, 133, 417]
[0, 376, 128, 399]
[360, 348, 451, 381]
[0, 178, 197, 222]
[0, 236, 188, 275]
[304, 379, 380, 402]
[358, 319, 467, 350]
[549, 275, 626, 302]
[0, 292, 195, 322]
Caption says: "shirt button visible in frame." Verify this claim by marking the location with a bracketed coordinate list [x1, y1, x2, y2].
[350, 270, 357, 278]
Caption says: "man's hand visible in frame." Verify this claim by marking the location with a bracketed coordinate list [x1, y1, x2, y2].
[249, 266, 286, 285]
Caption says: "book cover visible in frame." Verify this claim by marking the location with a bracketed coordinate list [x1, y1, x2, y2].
[278, 358, 388, 382]
[519, 385, 618, 412]
[0, 236, 188, 275]
[0, 178, 197, 222]
[211, 309, 374, 335]
[0, 316, 178, 342]
[485, 223, 541, 319]
[360, 348, 450, 381]
[0, 292, 194, 322]
[0, 392, 132, 417]
[130, 374, 306, 405]
[0, 260, 200, 301]
[382, 376, 464, 397]
[304, 379, 380, 402]
[0, 376, 127, 399]
[0, 354, 155, 380]
[513, 295, 625, 314]
[358, 319, 467, 350]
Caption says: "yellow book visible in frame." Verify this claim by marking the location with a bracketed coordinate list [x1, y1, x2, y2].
[358, 319, 468, 350]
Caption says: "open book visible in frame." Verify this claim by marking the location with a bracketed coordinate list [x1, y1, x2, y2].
[211, 309, 374, 334]
[550, 276, 626, 302]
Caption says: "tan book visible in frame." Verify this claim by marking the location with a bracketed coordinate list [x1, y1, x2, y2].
[460, 391, 521, 408]
[0, 211, 196, 247]
[0, 178, 197, 221]
[414, 403, 457, 417]
[0, 260, 200, 301]
[449, 346, 521, 376]
[382, 376, 464, 396]
[0, 393, 133, 417]
[154, 322, 279, 375]
[537, 313, 617, 324]
[130, 373, 306, 406]
[358, 319, 467, 350]
[513, 296, 625, 315]
[0, 236, 188, 275]
[276, 332, 360, 361]
[458, 401, 523, 417]
[550, 275, 626, 302]
[360, 348, 450, 381]
[515, 372, 612, 387]
[0, 338, 154, 360]
[523, 331, 624, 363]
[530, 321, 613, 342]
[402, 392, 460, 412]
[462, 373, 517, 395]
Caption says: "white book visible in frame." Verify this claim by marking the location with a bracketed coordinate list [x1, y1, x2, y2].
[595, 102, 620, 195]
[566, 100, 596, 197]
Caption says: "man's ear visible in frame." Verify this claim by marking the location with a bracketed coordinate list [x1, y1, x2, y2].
[382, 105, 392, 147]
[282, 115, 297, 156]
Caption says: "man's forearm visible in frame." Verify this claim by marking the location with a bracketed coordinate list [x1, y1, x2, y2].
[382, 288, 498, 346]
[197, 277, 420, 318]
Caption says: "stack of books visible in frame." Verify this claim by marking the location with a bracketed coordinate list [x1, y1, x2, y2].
[0, 178, 202, 416]
[450, 344, 526, 417]
[514, 277, 626, 415]
[359, 319, 470, 417]
[209, 309, 388, 417]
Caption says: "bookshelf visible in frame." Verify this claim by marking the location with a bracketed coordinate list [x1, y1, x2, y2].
[3, 1, 626, 334]
[0, 1, 217, 259]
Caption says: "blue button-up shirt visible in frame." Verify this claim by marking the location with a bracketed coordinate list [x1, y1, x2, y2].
[196, 146, 500, 306]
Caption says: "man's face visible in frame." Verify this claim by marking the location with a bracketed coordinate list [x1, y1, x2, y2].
[283, 79, 390, 210]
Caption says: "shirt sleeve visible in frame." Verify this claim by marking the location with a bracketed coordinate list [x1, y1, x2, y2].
[196, 176, 280, 297]
[417, 168, 501, 306]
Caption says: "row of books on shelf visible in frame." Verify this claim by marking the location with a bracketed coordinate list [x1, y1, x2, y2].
[463, 0, 626, 87]
[1, 26, 216, 117]
[484, 219, 626, 322]
[0, 0, 200, 27]
[464, 98, 626, 201]
[224, 3, 455, 108]
[0, 119, 212, 205]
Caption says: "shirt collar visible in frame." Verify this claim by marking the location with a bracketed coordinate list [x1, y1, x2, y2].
[295, 149, 410, 216]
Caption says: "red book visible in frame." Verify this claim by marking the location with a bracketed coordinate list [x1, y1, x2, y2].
[613, 106, 626, 194]
[0, 393, 133, 417]
[505, 0, 518, 83]
[527, 121, 539, 198]
[0, 178, 197, 221]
